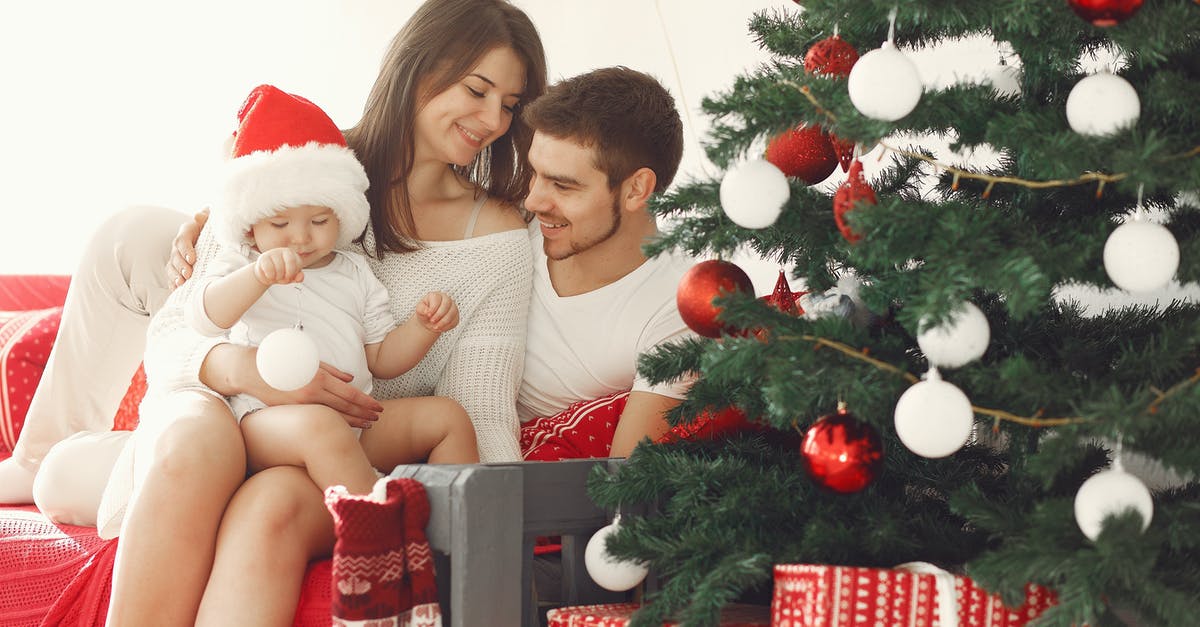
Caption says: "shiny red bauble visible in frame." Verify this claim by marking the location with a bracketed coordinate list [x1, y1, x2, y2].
[804, 35, 860, 77]
[832, 158, 876, 243]
[677, 260, 755, 338]
[765, 126, 839, 185]
[1067, 0, 1143, 26]
[800, 405, 884, 493]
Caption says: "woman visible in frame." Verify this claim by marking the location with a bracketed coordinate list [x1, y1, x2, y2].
[16, 0, 545, 624]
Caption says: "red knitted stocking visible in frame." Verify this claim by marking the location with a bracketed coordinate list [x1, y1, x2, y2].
[393, 478, 441, 626]
[326, 479, 411, 626]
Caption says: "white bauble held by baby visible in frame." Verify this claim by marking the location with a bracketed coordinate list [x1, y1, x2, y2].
[584, 516, 649, 592]
[257, 327, 320, 391]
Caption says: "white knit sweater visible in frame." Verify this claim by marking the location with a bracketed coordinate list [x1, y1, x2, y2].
[142, 222, 533, 462]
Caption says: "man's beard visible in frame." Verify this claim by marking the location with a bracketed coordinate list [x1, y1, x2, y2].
[545, 194, 622, 261]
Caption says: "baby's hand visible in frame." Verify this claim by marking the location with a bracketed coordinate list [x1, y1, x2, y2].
[415, 291, 458, 333]
[254, 248, 304, 285]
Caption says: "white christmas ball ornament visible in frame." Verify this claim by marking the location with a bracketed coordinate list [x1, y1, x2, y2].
[584, 520, 649, 592]
[1066, 73, 1140, 137]
[1103, 220, 1180, 292]
[719, 159, 790, 229]
[256, 328, 320, 391]
[916, 302, 990, 369]
[894, 369, 975, 458]
[1074, 468, 1153, 541]
[847, 42, 923, 121]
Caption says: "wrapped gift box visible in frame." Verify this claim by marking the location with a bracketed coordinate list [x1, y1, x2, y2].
[772, 563, 1057, 627]
[547, 602, 770, 627]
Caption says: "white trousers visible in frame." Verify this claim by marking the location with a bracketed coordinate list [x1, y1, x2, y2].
[8, 207, 187, 522]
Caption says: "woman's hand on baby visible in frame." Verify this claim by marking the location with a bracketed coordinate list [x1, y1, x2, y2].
[257, 361, 383, 428]
[415, 291, 459, 333]
[254, 248, 305, 286]
[167, 208, 208, 290]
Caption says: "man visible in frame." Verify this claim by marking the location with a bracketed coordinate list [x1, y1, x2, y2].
[516, 67, 697, 460]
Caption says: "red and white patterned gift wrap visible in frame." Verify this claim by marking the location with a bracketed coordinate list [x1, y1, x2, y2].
[548, 602, 770, 627]
[771, 564, 1057, 627]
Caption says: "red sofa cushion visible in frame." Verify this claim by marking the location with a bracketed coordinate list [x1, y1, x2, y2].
[0, 308, 62, 457]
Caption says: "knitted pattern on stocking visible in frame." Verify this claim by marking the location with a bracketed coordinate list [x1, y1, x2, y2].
[325, 477, 442, 627]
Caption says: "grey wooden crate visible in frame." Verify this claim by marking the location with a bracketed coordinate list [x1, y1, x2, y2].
[390, 459, 640, 627]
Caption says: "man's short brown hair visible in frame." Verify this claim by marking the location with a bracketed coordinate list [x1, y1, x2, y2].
[522, 67, 683, 193]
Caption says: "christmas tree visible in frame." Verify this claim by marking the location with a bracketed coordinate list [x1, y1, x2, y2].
[587, 2, 1200, 626]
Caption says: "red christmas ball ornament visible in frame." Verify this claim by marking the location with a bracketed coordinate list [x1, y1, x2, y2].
[804, 35, 860, 77]
[832, 158, 876, 243]
[765, 126, 838, 185]
[676, 260, 755, 338]
[1067, 0, 1143, 26]
[800, 403, 884, 493]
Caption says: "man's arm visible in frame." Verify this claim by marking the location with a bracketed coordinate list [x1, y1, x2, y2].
[609, 391, 683, 457]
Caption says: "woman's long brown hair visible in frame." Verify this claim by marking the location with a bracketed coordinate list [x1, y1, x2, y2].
[346, 0, 547, 256]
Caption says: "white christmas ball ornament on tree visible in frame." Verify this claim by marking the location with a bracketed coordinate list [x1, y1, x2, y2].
[1103, 219, 1180, 292]
[1074, 468, 1153, 541]
[256, 327, 320, 391]
[584, 517, 649, 592]
[847, 42, 923, 121]
[894, 369, 975, 458]
[916, 301, 990, 369]
[719, 159, 790, 229]
[1066, 72, 1140, 137]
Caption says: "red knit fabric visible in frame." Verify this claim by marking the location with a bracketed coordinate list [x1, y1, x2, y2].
[520, 392, 630, 462]
[325, 478, 441, 626]
[395, 478, 439, 623]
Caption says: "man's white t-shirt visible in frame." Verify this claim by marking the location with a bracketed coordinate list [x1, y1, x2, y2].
[517, 227, 697, 423]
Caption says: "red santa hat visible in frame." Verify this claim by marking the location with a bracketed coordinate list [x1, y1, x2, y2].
[213, 84, 370, 249]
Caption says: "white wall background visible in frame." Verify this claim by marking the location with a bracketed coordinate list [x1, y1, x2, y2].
[0, 0, 780, 282]
[4, 1, 1184, 307]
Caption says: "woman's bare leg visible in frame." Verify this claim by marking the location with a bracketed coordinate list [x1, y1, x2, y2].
[0, 206, 185, 503]
[241, 404, 378, 495]
[362, 396, 478, 469]
[106, 391, 245, 627]
[196, 466, 333, 627]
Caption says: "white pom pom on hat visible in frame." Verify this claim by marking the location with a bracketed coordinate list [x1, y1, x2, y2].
[212, 84, 370, 249]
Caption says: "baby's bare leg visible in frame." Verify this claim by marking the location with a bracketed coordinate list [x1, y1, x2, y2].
[361, 396, 478, 470]
[240, 404, 377, 495]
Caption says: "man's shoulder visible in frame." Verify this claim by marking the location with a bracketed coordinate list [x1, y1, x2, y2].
[640, 250, 698, 285]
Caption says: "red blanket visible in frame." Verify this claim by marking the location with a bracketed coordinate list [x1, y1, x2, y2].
[0, 504, 332, 626]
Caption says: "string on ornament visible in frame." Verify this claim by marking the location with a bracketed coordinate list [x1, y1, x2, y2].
[652, 0, 717, 180]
